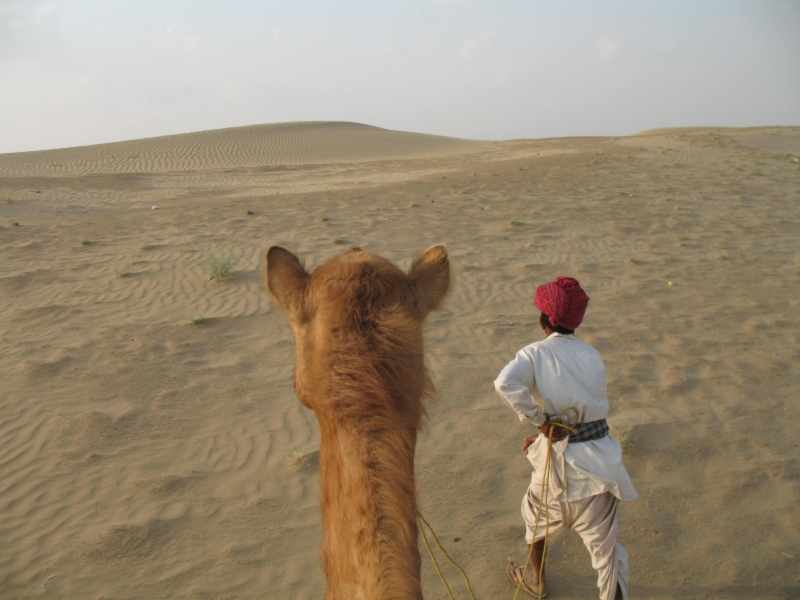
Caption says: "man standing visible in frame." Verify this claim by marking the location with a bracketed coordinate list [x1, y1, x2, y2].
[495, 277, 637, 599]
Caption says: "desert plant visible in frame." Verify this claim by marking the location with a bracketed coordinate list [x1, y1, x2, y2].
[286, 446, 319, 472]
[611, 427, 639, 456]
[206, 251, 235, 281]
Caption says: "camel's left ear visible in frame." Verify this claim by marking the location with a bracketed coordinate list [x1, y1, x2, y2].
[265, 246, 309, 317]
[407, 245, 449, 317]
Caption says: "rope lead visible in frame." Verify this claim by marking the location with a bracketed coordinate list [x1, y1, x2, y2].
[513, 409, 577, 600]
[420, 407, 578, 600]
[417, 511, 478, 600]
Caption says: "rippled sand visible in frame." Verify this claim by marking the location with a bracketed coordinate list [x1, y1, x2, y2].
[1, 122, 798, 599]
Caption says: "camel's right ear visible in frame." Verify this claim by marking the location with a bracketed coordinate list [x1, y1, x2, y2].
[407, 245, 449, 317]
[265, 246, 309, 317]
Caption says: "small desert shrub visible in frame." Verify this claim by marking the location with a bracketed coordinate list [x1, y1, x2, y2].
[509, 220, 523, 226]
[611, 427, 639, 456]
[190, 316, 205, 326]
[245, 210, 254, 216]
[206, 251, 234, 281]
[286, 446, 319, 472]
[333, 237, 343, 245]
[319, 215, 329, 222]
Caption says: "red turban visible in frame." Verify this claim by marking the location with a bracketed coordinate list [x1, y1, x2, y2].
[534, 276, 590, 331]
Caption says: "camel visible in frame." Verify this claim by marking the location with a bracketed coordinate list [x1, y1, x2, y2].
[265, 245, 449, 600]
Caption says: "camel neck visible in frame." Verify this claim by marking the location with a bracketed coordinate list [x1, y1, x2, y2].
[317, 415, 423, 600]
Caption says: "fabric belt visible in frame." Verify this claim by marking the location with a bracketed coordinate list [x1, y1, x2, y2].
[548, 416, 609, 443]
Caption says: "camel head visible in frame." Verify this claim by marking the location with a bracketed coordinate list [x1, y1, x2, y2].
[265, 245, 449, 418]
[266, 245, 447, 599]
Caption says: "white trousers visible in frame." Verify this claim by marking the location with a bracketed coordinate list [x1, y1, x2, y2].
[522, 474, 629, 600]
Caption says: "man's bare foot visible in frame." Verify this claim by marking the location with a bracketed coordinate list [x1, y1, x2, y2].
[507, 561, 548, 598]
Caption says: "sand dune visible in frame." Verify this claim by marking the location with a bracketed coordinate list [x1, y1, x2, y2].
[0, 121, 486, 177]
[1, 123, 799, 599]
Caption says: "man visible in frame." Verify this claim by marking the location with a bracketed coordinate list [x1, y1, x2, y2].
[494, 276, 637, 600]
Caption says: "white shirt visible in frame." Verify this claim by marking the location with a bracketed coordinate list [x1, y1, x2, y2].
[495, 333, 637, 502]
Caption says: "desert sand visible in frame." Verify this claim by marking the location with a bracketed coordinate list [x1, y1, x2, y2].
[1, 122, 798, 599]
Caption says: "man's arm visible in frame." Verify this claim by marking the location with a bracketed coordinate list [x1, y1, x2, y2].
[494, 349, 547, 426]
[496, 349, 570, 448]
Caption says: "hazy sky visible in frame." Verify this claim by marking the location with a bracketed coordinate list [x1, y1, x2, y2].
[1, 0, 798, 153]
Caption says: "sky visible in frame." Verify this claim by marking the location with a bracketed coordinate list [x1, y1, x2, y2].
[1, 0, 799, 154]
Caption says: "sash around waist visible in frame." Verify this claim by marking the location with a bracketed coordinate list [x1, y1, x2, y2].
[547, 416, 609, 443]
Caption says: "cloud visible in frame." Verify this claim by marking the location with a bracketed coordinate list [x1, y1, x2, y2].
[459, 30, 496, 61]
[33, 3, 55, 24]
[597, 35, 622, 60]
[0, 3, 21, 19]
[149, 25, 206, 53]
[221, 80, 244, 102]
[184, 35, 204, 52]
[53, 73, 98, 106]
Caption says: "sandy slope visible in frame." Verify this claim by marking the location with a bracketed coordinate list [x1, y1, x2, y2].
[0, 121, 485, 177]
[1, 122, 798, 599]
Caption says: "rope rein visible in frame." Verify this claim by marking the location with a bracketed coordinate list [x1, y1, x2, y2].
[420, 408, 578, 600]
[417, 511, 478, 600]
[512, 411, 577, 600]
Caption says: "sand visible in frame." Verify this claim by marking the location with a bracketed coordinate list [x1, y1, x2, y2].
[1, 122, 798, 599]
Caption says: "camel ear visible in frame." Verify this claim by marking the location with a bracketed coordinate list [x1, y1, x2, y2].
[407, 245, 449, 317]
[265, 246, 309, 316]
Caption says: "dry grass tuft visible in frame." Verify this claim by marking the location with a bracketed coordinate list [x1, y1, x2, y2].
[206, 251, 235, 281]
[611, 427, 639, 456]
[286, 446, 320, 472]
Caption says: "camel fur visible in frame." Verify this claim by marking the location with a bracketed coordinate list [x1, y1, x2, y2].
[265, 245, 449, 600]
